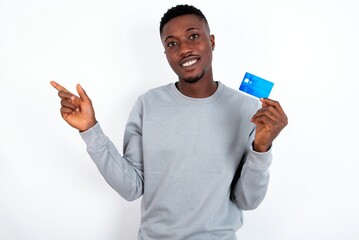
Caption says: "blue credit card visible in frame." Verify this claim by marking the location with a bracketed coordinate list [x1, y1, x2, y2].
[239, 72, 274, 98]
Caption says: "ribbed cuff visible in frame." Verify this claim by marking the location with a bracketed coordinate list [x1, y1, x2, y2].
[246, 145, 273, 170]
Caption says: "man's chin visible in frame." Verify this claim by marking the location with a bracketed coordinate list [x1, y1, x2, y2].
[184, 77, 200, 84]
[182, 72, 205, 84]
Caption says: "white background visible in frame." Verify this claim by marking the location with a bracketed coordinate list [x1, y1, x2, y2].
[1, 0, 358, 239]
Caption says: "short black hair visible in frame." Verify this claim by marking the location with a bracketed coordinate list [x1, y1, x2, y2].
[159, 4, 209, 34]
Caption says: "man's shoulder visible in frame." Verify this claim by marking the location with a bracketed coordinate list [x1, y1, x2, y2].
[147, 83, 172, 93]
[141, 83, 171, 96]
[137, 83, 173, 102]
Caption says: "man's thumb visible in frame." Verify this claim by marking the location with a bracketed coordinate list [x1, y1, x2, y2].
[76, 83, 90, 102]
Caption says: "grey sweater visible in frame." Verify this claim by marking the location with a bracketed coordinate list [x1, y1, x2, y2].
[80, 82, 272, 240]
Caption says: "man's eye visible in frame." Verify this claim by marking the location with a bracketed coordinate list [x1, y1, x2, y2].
[167, 42, 177, 47]
[189, 34, 199, 40]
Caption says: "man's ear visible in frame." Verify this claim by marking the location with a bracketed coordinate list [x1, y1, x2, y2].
[210, 34, 215, 50]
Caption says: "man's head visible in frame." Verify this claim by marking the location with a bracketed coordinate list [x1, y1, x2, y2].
[159, 5, 215, 85]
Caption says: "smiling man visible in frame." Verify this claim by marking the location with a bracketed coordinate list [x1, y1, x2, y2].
[51, 4, 288, 240]
[161, 11, 216, 98]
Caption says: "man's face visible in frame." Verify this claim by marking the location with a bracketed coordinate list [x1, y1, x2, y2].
[161, 14, 215, 83]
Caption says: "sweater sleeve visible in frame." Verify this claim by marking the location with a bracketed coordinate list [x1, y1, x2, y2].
[80, 101, 144, 201]
[232, 132, 272, 210]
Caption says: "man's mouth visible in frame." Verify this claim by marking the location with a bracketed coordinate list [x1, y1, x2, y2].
[181, 58, 198, 67]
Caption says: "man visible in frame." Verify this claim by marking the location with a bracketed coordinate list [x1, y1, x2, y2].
[51, 4, 288, 240]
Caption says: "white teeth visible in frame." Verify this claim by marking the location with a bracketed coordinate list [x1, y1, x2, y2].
[182, 59, 197, 67]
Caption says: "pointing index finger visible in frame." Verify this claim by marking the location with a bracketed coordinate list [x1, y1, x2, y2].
[50, 81, 69, 92]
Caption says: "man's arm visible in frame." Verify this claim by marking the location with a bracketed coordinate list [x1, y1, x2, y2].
[232, 141, 272, 210]
[232, 98, 287, 210]
[51, 81, 144, 201]
[80, 121, 144, 201]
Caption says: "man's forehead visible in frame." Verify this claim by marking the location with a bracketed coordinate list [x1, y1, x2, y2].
[161, 14, 207, 37]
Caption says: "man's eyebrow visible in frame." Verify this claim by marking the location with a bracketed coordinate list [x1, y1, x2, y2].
[164, 35, 174, 43]
[163, 27, 200, 42]
[186, 27, 199, 32]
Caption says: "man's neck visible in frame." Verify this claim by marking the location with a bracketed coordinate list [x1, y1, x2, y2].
[176, 79, 218, 98]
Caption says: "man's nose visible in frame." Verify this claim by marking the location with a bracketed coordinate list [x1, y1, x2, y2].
[178, 41, 193, 56]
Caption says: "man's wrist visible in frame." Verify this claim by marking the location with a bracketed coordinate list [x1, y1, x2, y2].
[79, 120, 98, 132]
[252, 142, 271, 152]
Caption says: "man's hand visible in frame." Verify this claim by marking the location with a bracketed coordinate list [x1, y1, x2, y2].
[251, 98, 288, 152]
[50, 81, 97, 132]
